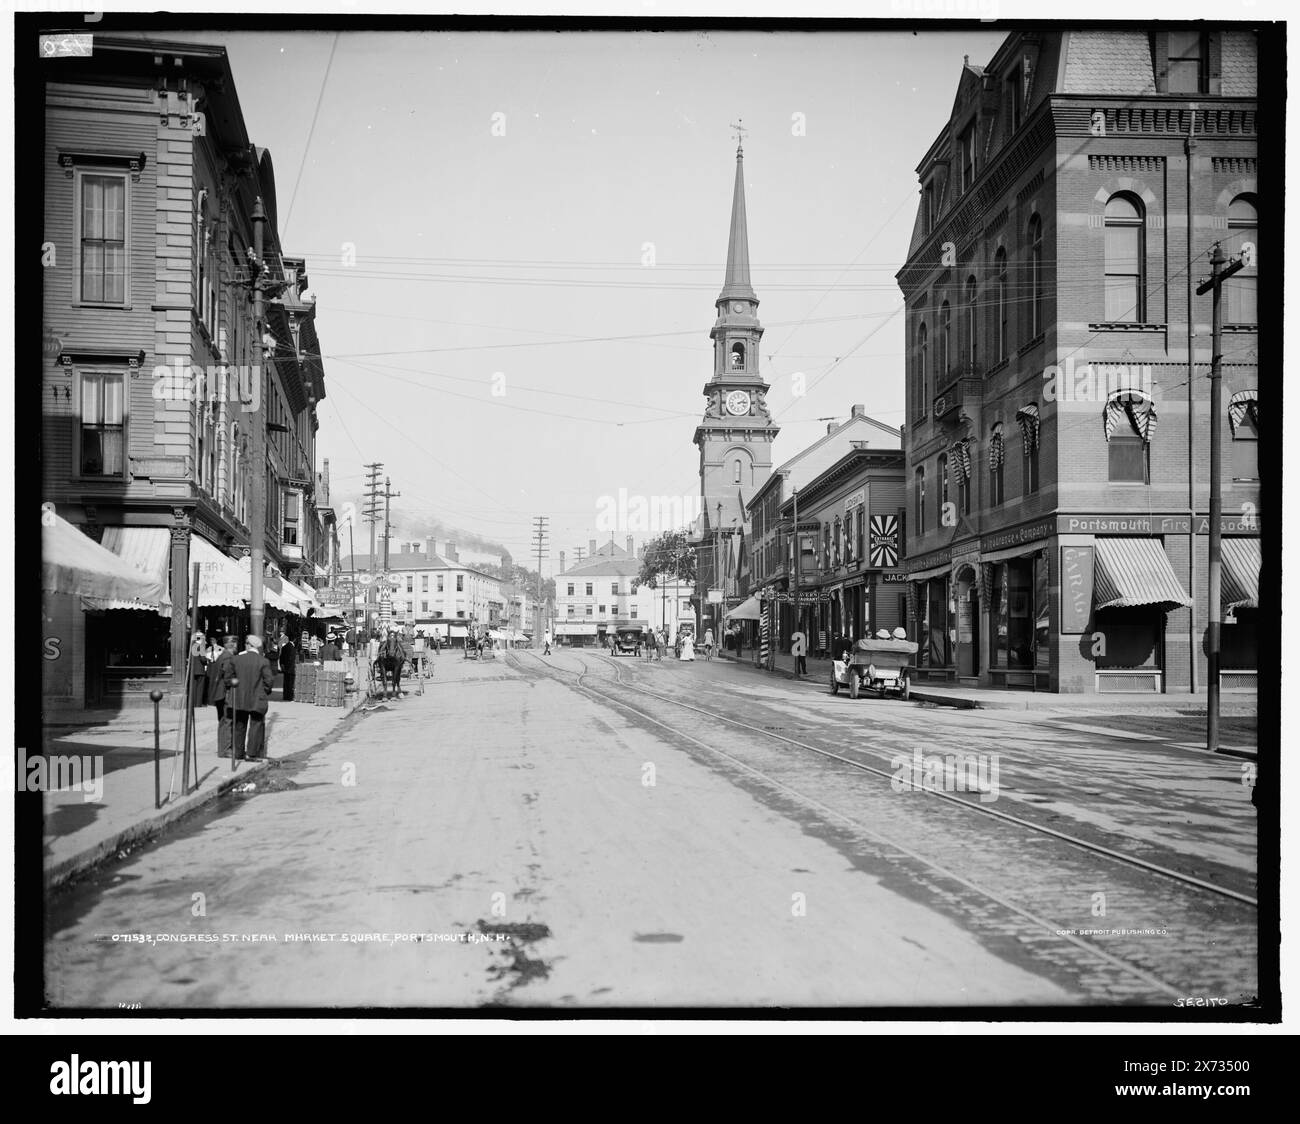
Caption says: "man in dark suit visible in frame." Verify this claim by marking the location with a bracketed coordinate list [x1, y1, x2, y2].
[205, 634, 238, 757]
[230, 635, 275, 760]
[277, 629, 297, 701]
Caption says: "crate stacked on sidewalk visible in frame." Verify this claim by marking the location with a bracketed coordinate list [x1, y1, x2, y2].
[315, 667, 346, 707]
[297, 663, 318, 700]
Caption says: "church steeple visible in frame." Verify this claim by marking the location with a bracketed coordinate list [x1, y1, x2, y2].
[709, 134, 763, 385]
[694, 136, 778, 539]
[719, 142, 757, 305]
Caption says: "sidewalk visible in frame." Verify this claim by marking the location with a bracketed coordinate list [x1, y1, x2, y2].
[715, 647, 1258, 716]
[40, 657, 371, 892]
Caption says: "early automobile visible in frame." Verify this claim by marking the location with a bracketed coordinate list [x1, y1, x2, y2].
[612, 626, 643, 657]
[830, 632, 918, 700]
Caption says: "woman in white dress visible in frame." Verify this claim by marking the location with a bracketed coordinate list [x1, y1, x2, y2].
[679, 632, 696, 661]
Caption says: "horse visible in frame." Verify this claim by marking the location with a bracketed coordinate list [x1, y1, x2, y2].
[374, 631, 408, 700]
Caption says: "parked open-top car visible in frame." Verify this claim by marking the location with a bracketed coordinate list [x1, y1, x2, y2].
[830, 635, 918, 700]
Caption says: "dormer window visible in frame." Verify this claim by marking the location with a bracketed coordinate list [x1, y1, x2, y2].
[923, 180, 936, 235]
[959, 124, 976, 194]
[1006, 61, 1023, 133]
[730, 342, 745, 370]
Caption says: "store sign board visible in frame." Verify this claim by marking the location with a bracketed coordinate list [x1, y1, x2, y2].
[1060, 546, 1094, 635]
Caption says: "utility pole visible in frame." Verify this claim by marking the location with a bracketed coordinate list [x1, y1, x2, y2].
[1196, 240, 1244, 753]
[574, 545, 586, 566]
[362, 462, 383, 636]
[248, 198, 269, 641]
[382, 476, 400, 574]
[532, 516, 549, 644]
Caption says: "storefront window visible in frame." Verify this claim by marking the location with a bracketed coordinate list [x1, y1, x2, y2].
[992, 564, 1008, 668]
[1034, 553, 1051, 668]
[1006, 559, 1034, 667]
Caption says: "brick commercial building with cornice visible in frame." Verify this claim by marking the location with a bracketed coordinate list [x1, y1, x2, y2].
[896, 29, 1261, 694]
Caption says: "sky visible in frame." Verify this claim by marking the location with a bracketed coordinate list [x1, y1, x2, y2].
[189, 27, 1008, 569]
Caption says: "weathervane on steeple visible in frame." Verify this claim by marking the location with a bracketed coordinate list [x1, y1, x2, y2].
[730, 118, 747, 154]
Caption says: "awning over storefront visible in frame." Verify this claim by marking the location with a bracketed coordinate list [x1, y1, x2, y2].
[1093, 538, 1192, 611]
[233, 556, 294, 611]
[45, 516, 170, 613]
[190, 534, 250, 608]
[86, 526, 173, 615]
[1221, 537, 1260, 611]
[279, 577, 323, 615]
[556, 622, 598, 635]
[725, 595, 763, 621]
[447, 622, 469, 635]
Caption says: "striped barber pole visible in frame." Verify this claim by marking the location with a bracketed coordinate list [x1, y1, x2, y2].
[759, 594, 770, 669]
[379, 591, 393, 629]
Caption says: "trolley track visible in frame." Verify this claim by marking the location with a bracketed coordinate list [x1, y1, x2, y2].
[510, 649, 1258, 1005]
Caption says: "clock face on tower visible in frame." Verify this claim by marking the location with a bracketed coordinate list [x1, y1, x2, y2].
[726, 390, 751, 416]
[731, 301, 747, 314]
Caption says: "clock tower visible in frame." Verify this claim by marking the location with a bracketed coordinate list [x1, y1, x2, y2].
[693, 138, 779, 537]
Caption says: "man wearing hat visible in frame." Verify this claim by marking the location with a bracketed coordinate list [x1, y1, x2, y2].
[230, 635, 275, 761]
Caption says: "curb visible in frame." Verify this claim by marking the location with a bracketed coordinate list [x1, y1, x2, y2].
[43, 690, 369, 894]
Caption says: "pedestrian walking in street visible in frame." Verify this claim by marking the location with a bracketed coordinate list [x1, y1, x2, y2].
[791, 626, 808, 677]
[205, 634, 238, 757]
[703, 627, 714, 661]
[230, 635, 275, 761]
[543, 629, 552, 656]
[277, 629, 297, 701]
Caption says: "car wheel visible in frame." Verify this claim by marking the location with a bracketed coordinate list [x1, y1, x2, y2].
[849, 672, 859, 700]
[830, 672, 838, 695]
[901, 680, 910, 701]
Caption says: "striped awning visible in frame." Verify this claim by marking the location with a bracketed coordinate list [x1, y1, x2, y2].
[988, 425, 1004, 471]
[1015, 404, 1040, 451]
[87, 526, 173, 615]
[1221, 537, 1260, 611]
[1093, 538, 1192, 611]
[1103, 389, 1158, 443]
[950, 437, 973, 480]
[1228, 389, 1258, 436]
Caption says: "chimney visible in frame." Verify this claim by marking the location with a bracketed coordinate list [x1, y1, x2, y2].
[445, 541, 458, 562]
[626, 535, 634, 556]
[589, 538, 596, 557]
[851, 403, 865, 417]
[426, 537, 438, 557]
[559, 551, 566, 574]
[827, 421, 836, 435]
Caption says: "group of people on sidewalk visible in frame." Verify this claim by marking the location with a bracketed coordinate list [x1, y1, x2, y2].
[189, 632, 276, 761]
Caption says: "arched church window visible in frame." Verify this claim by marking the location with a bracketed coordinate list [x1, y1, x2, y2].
[730, 342, 745, 370]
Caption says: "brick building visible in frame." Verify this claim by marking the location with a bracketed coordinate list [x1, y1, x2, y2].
[896, 29, 1260, 693]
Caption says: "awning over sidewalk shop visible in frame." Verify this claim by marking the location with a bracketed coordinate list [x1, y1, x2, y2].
[279, 577, 323, 615]
[44, 515, 171, 612]
[556, 622, 598, 635]
[1221, 537, 1260, 611]
[233, 556, 294, 611]
[1093, 538, 1193, 611]
[725, 595, 763, 621]
[448, 622, 469, 635]
[85, 526, 173, 615]
[189, 534, 250, 608]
